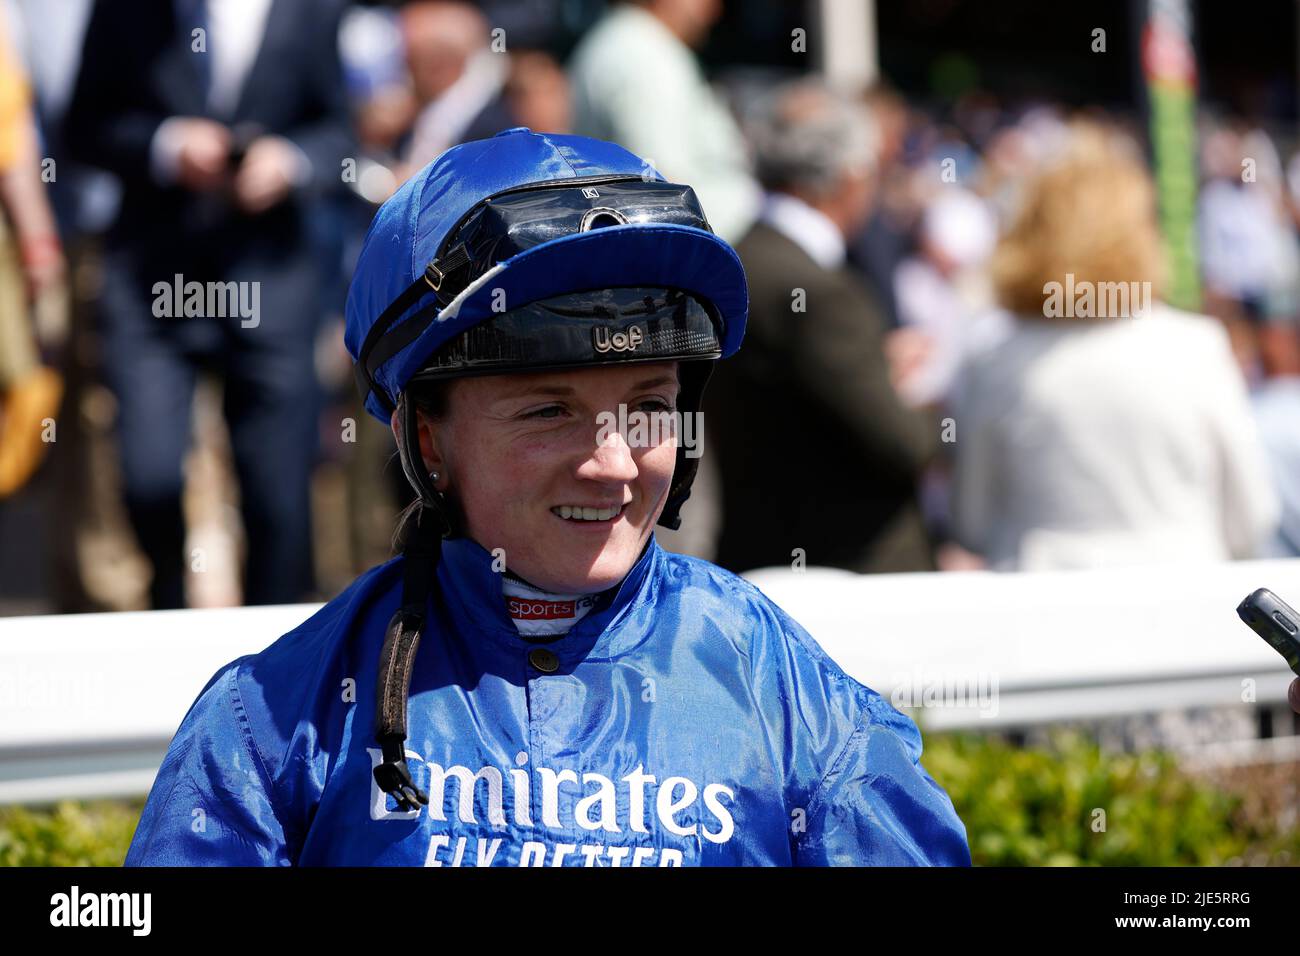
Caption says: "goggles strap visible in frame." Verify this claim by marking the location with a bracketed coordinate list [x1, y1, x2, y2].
[353, 273, 436, 415]
[424, 242, 472, 305]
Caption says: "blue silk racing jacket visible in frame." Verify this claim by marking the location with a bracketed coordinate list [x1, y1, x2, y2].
[125, 534, 971, 866]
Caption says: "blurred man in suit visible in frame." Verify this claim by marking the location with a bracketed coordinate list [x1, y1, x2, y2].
[399, 1, 518, 172]
[64, 0, 353, 607]
[707, 80, 939, 574]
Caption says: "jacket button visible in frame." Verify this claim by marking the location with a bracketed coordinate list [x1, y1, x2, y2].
[528, 647, 559, 673]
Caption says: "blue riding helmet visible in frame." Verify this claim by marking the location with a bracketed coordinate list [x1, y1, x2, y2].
[345, 126, 746, 410]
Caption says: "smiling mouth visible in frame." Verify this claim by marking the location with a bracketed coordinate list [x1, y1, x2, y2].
[551, 503, 627, 522]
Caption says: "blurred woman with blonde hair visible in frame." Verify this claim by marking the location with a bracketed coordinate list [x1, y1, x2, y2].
[951, 120, 1279, 570]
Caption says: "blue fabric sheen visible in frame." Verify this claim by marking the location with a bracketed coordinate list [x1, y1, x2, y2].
[125, 535, 971, 867]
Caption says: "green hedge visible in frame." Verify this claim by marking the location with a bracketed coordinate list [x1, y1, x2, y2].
[1, 732, 1296, 866]
[0, 799, 143, 867]
[923, 730, 1300, 865]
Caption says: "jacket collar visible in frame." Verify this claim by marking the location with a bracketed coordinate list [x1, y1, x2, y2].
[434, 532, 662, 661]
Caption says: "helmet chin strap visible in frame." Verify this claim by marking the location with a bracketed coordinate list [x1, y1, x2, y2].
[394, 393, 446, 522]
[657, 359, 714, 531]
[372, 394, 452, 811]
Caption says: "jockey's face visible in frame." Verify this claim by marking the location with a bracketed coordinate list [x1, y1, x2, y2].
[418, 361, 681, 593]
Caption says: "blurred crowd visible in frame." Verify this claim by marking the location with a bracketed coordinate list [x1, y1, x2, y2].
[0, 0, 1296, 614]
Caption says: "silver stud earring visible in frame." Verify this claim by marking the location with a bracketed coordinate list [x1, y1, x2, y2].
[429, 471, 440, 483]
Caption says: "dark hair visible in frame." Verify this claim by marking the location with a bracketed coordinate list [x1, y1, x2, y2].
[407, 376, 452, 421]
[392, 377, 462, 551]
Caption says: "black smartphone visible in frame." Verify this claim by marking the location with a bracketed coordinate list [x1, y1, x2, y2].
[1236, 587, 1300, 677]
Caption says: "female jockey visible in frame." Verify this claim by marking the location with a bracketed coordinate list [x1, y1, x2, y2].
[124, 128, 971, 867]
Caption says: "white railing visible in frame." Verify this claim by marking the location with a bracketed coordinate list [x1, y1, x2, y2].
[2, 557, 1298, 805]
[744, 558, 1300, 733]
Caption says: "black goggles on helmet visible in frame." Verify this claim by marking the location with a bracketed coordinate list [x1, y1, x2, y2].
[354, 175, 722, 413]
